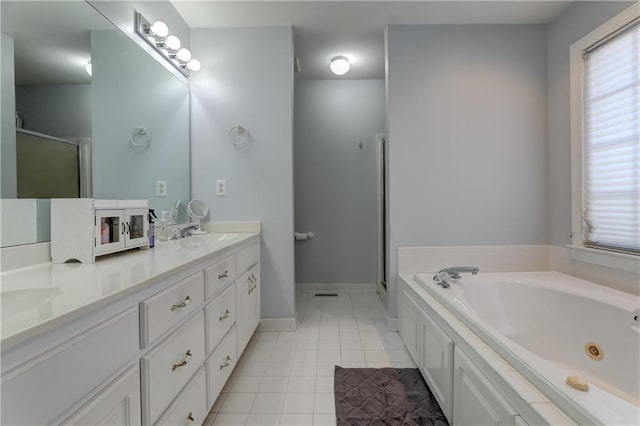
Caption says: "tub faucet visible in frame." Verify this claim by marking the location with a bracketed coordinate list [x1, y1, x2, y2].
[433, 266, 479, 288]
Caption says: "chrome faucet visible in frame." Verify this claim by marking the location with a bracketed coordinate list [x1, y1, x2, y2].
[171, 224, 199, 239]
[433, 266, 479, 288]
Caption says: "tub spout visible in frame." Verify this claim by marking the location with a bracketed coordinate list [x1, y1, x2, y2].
[433, 266, 479, 288]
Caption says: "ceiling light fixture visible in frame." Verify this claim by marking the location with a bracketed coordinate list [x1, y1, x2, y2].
[134, 11, 200, 77]
[85, 61, 92, 76]
[330, 56, 350, 76]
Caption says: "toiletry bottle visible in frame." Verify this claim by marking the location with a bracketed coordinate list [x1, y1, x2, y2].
[100, 218, 110, 244]
[158, 211, 169, 241]
[148, 209, 157, 247]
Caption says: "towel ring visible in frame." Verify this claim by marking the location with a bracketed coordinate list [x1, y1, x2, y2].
[228, 125, 251, 149]
[130, 127, 151, 151]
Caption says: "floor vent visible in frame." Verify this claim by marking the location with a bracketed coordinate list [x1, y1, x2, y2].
[314, 293, 338, 297]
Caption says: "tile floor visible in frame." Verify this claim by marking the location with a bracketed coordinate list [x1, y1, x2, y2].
[203, 292, 416, 426]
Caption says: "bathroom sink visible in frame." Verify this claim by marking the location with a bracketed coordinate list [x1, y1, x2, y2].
[1, 287, 62, 316]
[178, 233, 242, 250]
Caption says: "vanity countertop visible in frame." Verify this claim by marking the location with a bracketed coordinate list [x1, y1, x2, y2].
[0, 232, 259, 349]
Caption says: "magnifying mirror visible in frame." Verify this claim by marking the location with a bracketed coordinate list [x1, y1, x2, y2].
[187, 199, 209, 235]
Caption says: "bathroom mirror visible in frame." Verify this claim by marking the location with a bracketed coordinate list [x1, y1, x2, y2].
[0, 1, 190, 248]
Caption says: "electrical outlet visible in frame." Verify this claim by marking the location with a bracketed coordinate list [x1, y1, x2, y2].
[216, 180, 226, 196]
[156, 180, 167, 197]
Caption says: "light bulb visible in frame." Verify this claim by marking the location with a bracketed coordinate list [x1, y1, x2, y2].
[187, 59, 201, 71]
[330, 56, 350, 76]
[176, 48, 192, 62]
[85, 62, 92, 76]
[150, 20, 169, 37]
[165, 35, 181, 50]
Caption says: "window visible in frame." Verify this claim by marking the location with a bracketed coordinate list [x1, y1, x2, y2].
[571, 6, 639, 261]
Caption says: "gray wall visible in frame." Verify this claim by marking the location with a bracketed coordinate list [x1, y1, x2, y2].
[1, 33, 16, 198]
[546, 1, 634, 246]
[91, 30, 190, 215]
[15, 84, 91, 139]
[190, 27, 295, 320]
[294, 79, 384, 284]
[386, 24, 548, 317]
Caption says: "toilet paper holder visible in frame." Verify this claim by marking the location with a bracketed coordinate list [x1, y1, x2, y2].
[294, 232, 314, 241]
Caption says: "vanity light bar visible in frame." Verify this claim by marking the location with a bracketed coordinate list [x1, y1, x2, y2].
[134, 11, 200, 77]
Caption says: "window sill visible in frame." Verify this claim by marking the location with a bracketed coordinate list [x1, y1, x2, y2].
[566, 245, 639, 274]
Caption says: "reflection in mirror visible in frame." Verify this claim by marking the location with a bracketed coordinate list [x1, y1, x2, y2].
[0, 1, 190, 248]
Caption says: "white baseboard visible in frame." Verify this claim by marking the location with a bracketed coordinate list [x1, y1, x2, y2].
[386, 314, 398, 332]
[257, 315, 297, 331]
[298, 283, 377, 293]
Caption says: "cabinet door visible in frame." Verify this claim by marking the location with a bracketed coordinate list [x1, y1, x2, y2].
[235, 270, 252, 355]
[95, 210, 125, 254]
[453, 347, 516, 426]
[398, 290, 420, 362]
[61, 365, 141, 426]
[124, 208, 148, 247]
[421, 311, 454, 422]
[249, 264, 260, 333]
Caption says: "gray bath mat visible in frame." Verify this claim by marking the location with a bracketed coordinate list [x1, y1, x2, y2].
[334, 366, 449, 426]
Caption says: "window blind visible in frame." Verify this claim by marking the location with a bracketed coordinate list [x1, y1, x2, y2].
[582, 20, 639, 254]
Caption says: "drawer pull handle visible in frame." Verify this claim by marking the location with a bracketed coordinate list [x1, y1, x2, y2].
[187, 412, 195, 422]
[171, 296, 191, 311]
[218, 270, 229, 279]
[171, 349, 192, 371]
[219, 355, 231, 370]
[219, 309, 231, 321]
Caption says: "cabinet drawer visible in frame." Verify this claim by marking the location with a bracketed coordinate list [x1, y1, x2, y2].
[154, 367, 207, 426]
[205, 256, 235, 299]
[205, 284, 236, 355]
[1, 308, 138, 425]
[236, 242, 259, 275]
[142, 312, 205, 424]
[140, 271, 204, 347]
[61, 365, 141, 426]
[206, 328, 237, 408]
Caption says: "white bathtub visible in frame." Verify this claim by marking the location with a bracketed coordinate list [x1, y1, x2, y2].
[412, 271, 640, 425]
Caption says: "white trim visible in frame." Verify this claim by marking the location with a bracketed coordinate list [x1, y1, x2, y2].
[1, 241, 51, 271]
[566, 245, 640, 274]
[385, 314, 398, 332]
[297, 283, 378, 293]
[257, 316, 297, 332]
[569, 5, 640, 256]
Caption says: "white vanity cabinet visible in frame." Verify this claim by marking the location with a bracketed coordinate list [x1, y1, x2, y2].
[51, 199, 149, 263]
[1, 233, 261, 426]
[61, 365, 142, 426]
[453, 347, 517, 426]
[236, 256, 260, 355]
[1, 308, 139, 425]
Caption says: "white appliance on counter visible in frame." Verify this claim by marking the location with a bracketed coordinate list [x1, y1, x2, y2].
[51, 199, 149, 263]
